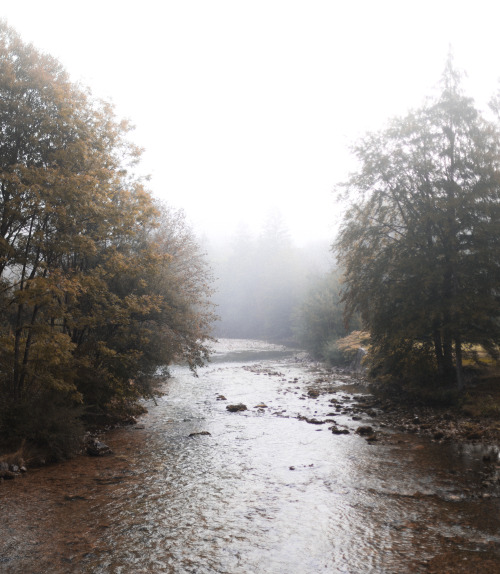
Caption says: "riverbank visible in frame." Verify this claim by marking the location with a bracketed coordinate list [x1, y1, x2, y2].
[304, 361, 500, 446]
[354, 373, 500, 447]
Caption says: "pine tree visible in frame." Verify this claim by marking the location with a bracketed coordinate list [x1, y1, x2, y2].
[335, 57, 500, 388]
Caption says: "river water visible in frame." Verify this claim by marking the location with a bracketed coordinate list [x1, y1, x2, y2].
[1, 339, 500, 573]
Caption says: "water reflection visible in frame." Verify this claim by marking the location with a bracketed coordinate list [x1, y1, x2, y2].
[0, 339, 499, 573]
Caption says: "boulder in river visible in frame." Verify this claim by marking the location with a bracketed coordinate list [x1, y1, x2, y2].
[331, 427, 350, 435]
[355, 425, 374, 436]
[189, 431, 211, 437]
[86, 439, 113, 457]
[226, 403, 247, 412]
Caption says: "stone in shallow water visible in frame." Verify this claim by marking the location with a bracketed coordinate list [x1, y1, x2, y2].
[331, 427, 350, 435]
[226, 403, 247, 412]
[86, 440, 113, 457]
[355, 425, 374, 436]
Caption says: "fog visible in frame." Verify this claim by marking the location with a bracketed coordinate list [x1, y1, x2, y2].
[3, 1, 500, 248]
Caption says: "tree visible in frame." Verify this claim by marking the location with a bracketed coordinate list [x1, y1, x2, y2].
[0, 22, 215, 455]
[292, 269, 350, 359]
[335, 57, 500, 389]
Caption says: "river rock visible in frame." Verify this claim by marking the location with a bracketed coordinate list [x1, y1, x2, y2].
[189, 431, 211, 437]
[0, 462, 16, 479]
[465, 430, 484, 440]
[298, 415, 325, 425]
[355, 425, 374, 436]
[331, 427, 350, 435]
[86, 439, 113, 456]
[226, 403, 247, 412]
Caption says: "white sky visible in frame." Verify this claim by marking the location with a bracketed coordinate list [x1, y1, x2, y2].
[2, 1, 500, 246]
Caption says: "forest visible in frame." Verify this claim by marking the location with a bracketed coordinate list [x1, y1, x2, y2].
[212, 56, 500, 402]
[0, 19, 499, 464]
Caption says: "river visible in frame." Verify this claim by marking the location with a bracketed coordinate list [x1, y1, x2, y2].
[1, 338, 499, 573]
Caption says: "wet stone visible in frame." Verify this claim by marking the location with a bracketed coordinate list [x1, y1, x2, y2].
[226, 403, 247, 412]
[298, 415, 325, 425]
[331, 427, 350, 435]
[86, 439, 113, 457]
[355, 426, 374, 436]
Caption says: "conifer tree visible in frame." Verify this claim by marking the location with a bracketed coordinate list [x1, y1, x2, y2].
[336, 57, 500, 388]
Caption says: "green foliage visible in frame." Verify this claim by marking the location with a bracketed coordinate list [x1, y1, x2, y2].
[0, 22, 215, 457]
[292, 270, 359, 359]
[0, 392, 84, 461]
[335, 56, 500, 390]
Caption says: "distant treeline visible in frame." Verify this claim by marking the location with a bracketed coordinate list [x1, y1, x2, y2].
[209, 215, 356, 362]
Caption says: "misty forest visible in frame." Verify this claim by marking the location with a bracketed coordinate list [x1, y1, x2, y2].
[1, 21, 500, 574]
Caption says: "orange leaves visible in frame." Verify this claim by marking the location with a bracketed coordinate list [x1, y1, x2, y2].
[0, 21, 216, 426]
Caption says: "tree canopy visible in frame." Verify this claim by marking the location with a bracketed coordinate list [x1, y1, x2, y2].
[0, 22, 215, 456]
[335, 57, 500, 389]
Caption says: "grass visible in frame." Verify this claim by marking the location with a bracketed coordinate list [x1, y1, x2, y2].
[460, 372, 500, 418]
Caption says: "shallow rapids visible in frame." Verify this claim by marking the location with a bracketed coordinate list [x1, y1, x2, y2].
[1, 339, 499, 573]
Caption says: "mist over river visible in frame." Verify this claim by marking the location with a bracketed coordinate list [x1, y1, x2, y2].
[1, 339, 499, 573]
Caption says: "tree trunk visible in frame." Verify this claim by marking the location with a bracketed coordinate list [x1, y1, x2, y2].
[455, 337, 464, 390]
[442, 329, 455, 385]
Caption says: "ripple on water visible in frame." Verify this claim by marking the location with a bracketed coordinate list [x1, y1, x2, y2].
[1, 339, 499, 573]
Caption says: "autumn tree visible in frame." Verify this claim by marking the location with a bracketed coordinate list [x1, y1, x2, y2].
[335, 58, 500, 389]
[0, 22, 215, 455]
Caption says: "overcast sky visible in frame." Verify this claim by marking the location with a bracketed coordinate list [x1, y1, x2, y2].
[2, 1, 500, 246]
